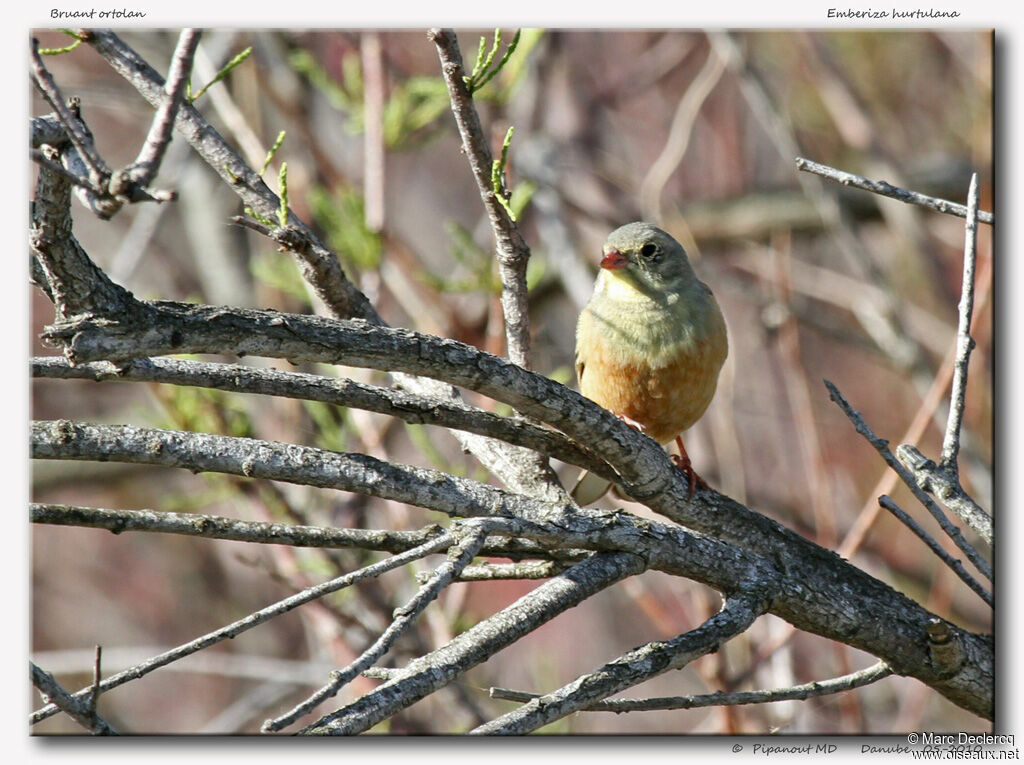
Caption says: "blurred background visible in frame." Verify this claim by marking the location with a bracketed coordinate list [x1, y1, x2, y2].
[31, 28, 992, 734]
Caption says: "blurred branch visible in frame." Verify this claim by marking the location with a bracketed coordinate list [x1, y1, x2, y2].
[640, 47, 725, 221]
[795, 158, 992, 225]
[489, 659, 892, 714]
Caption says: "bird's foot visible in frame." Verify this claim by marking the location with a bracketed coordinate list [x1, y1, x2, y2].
[671, 436, 708, 497]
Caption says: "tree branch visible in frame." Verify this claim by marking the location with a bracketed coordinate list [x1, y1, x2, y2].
[488, 659, 893, 713]
[124, 28, 201, 189]
[264, 520, 491, 732]
[795, 157, 993, 224]
[299, 551, 647, 734]
[824, 379, 992, 584]
[941, 173, 981, 469]
[31, 662, 117, 735]
[470, 591, 767, 734]
[32, 533, 454, 725]
[429, 28, 534, 370]
[31, 355, 616, 484]
[895, 445, 991, 545]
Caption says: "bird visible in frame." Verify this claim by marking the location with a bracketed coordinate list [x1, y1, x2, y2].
[570, 222, 728, 505]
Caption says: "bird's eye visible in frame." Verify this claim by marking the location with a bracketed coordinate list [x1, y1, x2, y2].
[640, 243, 659, 260]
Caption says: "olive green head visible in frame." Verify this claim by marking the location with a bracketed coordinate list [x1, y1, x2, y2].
[599, 222, 696, 296]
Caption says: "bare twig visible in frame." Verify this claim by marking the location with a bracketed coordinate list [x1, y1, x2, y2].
[429, 28, 534, 370]
[32, 534, 454, 725]
[89, 646, 103, 727]
[470, 592, 767, 734]
[942, 173, 981, 469]
[126, 28, 201, 189]
[30, 39, 108, 188]
[795, 158, 992, 225]
[419, 560, 568, 582]
[490, 659, 892, 713]
[30, 662, 117, 734]
[824, 380, 992, 585]
[877, 496, 991, 607]
[264, 520, 489, 732]
[31, 502, 445, 552]
[30, 502, 581, 564]
[300, 551, 647, 734]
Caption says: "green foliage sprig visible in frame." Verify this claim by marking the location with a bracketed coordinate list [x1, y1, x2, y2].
[189, 45, 252, 103]
[38, 30, 83, 56]
[463, 29, 521, 96]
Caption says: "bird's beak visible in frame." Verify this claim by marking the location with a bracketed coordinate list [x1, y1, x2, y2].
[600, 248, 629, 270]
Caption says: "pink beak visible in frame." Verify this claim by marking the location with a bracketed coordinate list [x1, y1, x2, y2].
[600, 248, 629, 270]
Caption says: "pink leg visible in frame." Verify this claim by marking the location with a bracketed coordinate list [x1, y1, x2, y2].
[672, 436, 708, 497]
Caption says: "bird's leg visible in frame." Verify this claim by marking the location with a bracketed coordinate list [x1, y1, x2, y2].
[672, 435, 708, 497]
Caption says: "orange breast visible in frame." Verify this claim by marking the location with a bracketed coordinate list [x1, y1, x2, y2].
[579, 325, 725, 445]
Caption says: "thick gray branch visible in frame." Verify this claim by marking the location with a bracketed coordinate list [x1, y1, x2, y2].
[32, 355, 615, 483]
[37, 303, 995, 719]
[29, 421, 776, 596]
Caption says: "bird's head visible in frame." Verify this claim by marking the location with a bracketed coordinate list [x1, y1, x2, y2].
[598, 222, 696, 299]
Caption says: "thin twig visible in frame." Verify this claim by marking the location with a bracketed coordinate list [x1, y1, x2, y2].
[31, 502, 445, 552]
[429, 28, 534, 370]
[89, 646, 103, 727]
[877, 496, 991, 607]
[31, 534, 453, 725]
[490, 659, 893, 713]
[795, 158, 992, 224]
[300, 551, 647, 734]
[126, 28, 201, 188]
[942, 173, 980, 469]
[265, 520, 490, 732]
[30, 39, 108, 187]
[824, 380, 992, 585]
